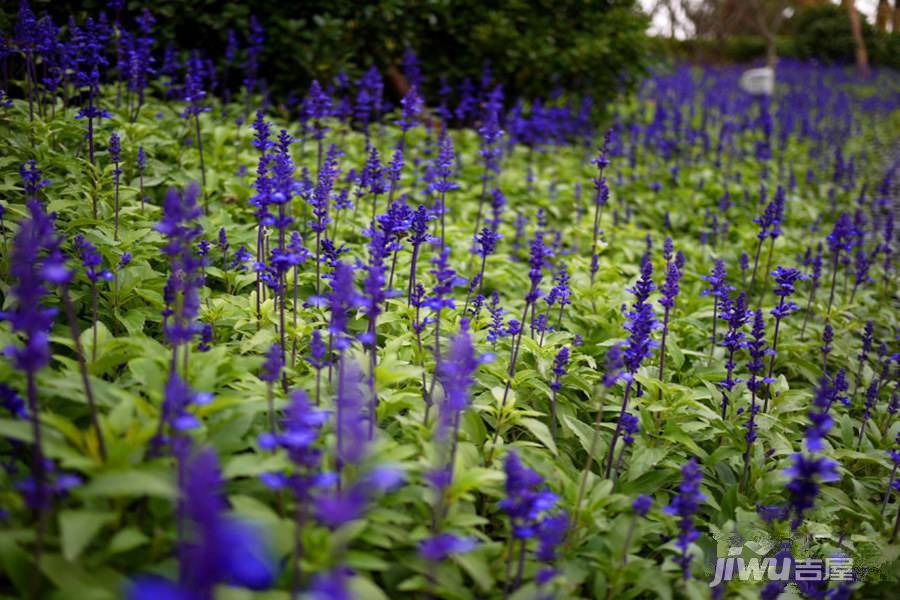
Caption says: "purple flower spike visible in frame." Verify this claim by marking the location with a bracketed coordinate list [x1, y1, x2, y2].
[664, 458, 705, 580]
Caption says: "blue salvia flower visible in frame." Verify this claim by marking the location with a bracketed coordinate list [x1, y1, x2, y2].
[853, 320, 874, 398]
[333, 357, 367, 482]
[806, 376, 837, 453]
[490, 188, 506, 232]
[258, 389, 328, 492]
[821, 322, 833, 371]
[377, 199, 413, 290]
[109, 132, 123, 239]
[465, 227, 501, 311]
[355, 65, 383, 135]
[633, 494, 653, 517]
[422, 248, 468, 414]
[260, 343, 284, 384]
[136, 145, 148, 211]
[251, 110, 273, 153]
[487, 291, 507, 347]
[784, 452, 839, 531]
[230, 246, 252, 271]
[719, 292, 750, 415]
[20, 160, 50, 200]
[73, 235, 113, 283]
[322, 440, 399, 583]
[242, 15, 265, 96]
[623, 260, 658, 374]
[401, 46, 422, 90]
[499, 452, 559, 539]
[548, 346, 570, 443]
[535, 511, 568, 574]
[761, 267, 807, 412]
[310, 144, 340, 295]
[604, 260, 657, 478]
[749, 186, 784, 290]
[498, 451, 563, 592]
[550, 347, 570, 393]
[418, 533, 477, 562]
[308, 567, 354, 600]
[303, 79, 332, 143]
[151, 372, 213, 456]
[882, 433, 900, 518]
[431, 133, 458, 249]
[825, 212, 855, 314]
[663, 236, 674, 263]
[127, 9, 155, 121]
[196, 324, 212, 352]
[129, 448, 275, 599]
[326, 261, 361, 355]
[850, 246, 874, 302]
[181, 51, 209, 118]
[657, 256, 682, 393]
[800, 242, 824, 339]
[547, 263, 571, 331]
[361, 229, 390, 436]
[300, 327, 329, 407]
[701, 259, 733, 351]
[358, 146, 386, 218]
[255, 389, 327, 594]
[156, 184, 204, 357]
[406, 204, 432, 304]
[396, 85, 423, 136]
[424, 324, 489, 559]
[1, 199, 71, 517]
[739, 251, 749, 287]
[386, 146, 404, 203]
[742, 309, 770, 485]
[71, 16, 110, 166]
[664, 458, 705, 580]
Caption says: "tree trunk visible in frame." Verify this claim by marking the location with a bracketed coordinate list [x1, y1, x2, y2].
[877, 0, 891, 31]
[893, 0, 900, 32]
[846, 0, 870, 77]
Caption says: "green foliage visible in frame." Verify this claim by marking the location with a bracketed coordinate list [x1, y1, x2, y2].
[14, 0, 652, 107]
[0, 62, 899, 598]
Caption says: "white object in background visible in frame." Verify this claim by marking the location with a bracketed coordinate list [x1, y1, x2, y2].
[739, 67, 775, 96]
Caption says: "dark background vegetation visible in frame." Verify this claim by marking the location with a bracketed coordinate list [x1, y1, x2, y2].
[2, 1, 897, 109]
[3, 0, 652, 106]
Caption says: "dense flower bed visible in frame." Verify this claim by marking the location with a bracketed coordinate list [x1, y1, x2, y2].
[1, 3, 900, 599]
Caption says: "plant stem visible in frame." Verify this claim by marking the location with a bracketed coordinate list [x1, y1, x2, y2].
[572, 392, 607, 533]
[62, 288, 106, 461]
[763, 302, 785, 413]
[26, 372, 46, 597]
[604, 379, 634, 478]
[825, 252, 840, 317]
[194, 114, 207, 211]
[113, 162, 120, 241]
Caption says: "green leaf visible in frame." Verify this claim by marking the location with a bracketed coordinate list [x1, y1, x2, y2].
[59, 510, 116, 561]
[350, 577, 390, 600]
[626, 446, 669, 481]
[107, 528, 150, 555]
[223, 452, 292, 479]
[518, 417, 558, 456]
[453, 546, 495, 591]
[76, 468, 176, 499]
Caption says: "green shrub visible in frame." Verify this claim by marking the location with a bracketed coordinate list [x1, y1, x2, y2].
[10, 0, 653, 106]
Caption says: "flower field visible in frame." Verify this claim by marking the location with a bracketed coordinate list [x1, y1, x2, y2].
[1, 5, 900, 599]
